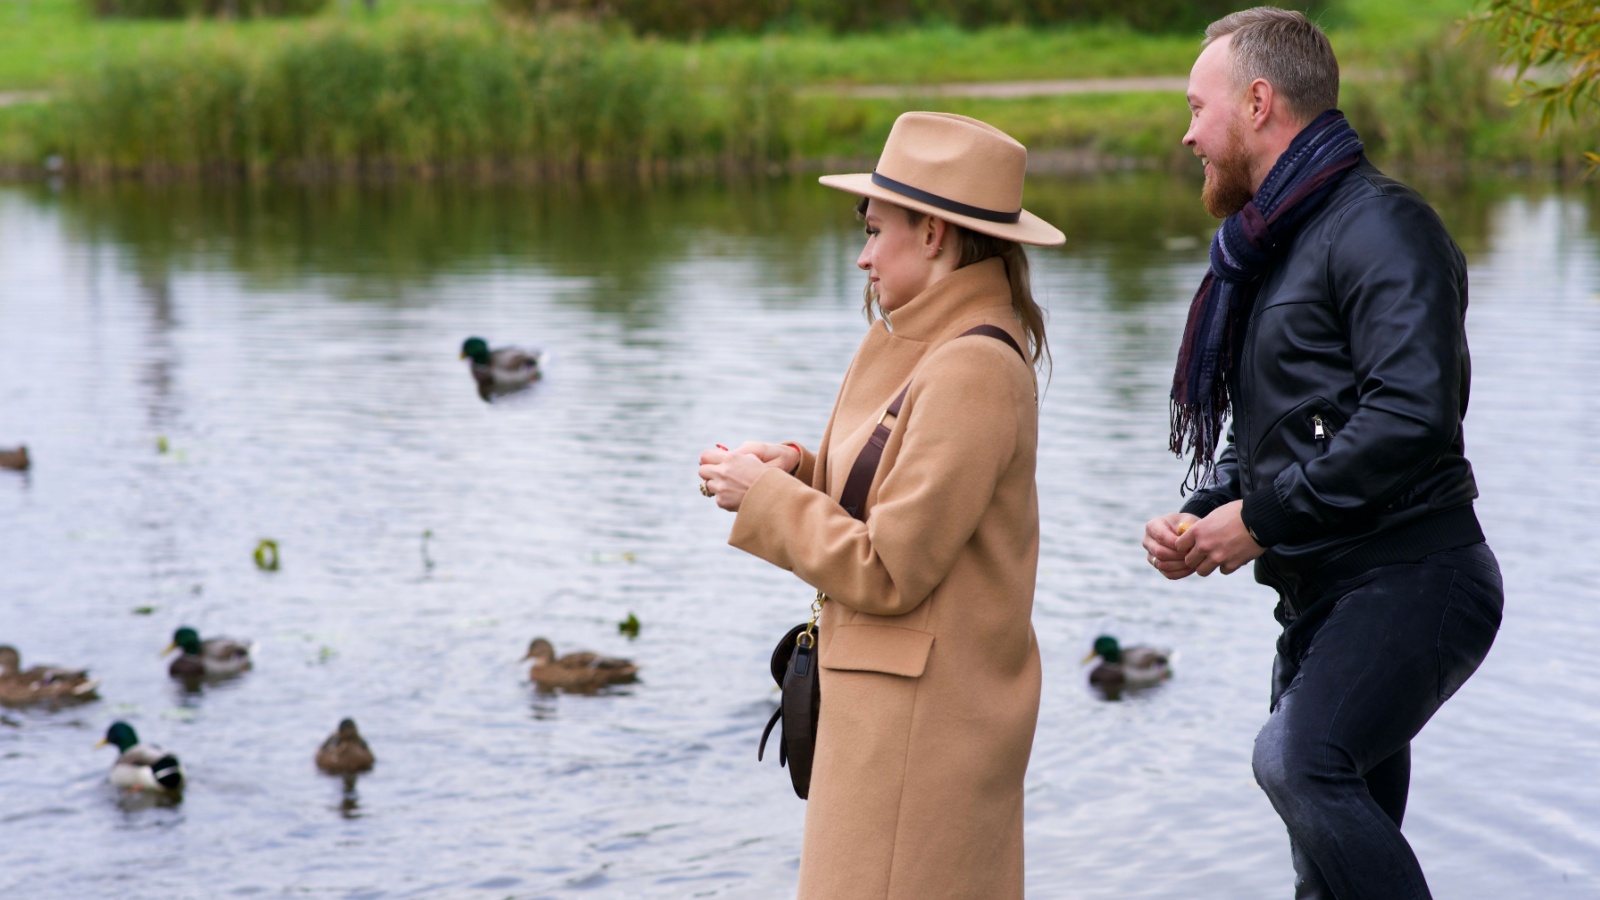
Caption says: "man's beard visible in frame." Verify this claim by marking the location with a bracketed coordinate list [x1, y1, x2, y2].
[1201, 120, 1255, 219]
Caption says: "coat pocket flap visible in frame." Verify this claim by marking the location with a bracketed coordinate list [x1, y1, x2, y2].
[820, 625, 934, 678]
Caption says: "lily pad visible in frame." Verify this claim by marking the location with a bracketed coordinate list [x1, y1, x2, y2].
[254, 539, 280, 571]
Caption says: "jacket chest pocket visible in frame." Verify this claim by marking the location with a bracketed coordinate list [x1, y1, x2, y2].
[821, 625, 935, 678]
[1310, 412, 1339, 451]
[1248, 399, 1346, 490]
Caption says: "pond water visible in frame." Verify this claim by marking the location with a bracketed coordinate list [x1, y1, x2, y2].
[1, 172, 1597, 899]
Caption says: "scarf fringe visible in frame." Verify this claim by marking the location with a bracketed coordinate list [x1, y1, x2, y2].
[1168, 374, 1231, 495]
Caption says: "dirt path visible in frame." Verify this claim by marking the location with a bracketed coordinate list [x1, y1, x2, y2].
[0, 91, 52, 108]
[0, 76, 1189, 109]
[809, 76, 1187, 99]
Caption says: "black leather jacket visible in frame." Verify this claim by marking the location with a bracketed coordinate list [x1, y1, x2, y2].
[1180, 159, 1484, 597]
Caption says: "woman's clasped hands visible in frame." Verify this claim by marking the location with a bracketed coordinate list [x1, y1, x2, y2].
[697, 442, 802, 512]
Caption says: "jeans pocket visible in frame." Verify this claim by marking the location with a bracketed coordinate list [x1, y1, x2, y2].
[1436, 569, 1504, 701]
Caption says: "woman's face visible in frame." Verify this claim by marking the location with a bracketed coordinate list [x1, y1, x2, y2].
[856, 198, 939, 314]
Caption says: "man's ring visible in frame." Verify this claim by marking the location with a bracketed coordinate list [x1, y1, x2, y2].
[1149, 555, 1158, 566]
[700, 481, 713, 497]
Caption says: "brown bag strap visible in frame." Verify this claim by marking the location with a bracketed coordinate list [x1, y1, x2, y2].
[837, 324, 1027, 520]
[962, 323, 1026, 362]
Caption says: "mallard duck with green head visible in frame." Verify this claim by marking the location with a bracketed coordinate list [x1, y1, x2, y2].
[163, 626, 253, 680]
[98, 721, 184, 794]
[1083, 635, 1171, 693]
[316, 718, 376, 776]
[460, 336, 543, 399]
[523, 637, 638, 693]
[0, 645, 99, 707]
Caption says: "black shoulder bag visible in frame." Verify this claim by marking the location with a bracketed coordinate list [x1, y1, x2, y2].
[757, 324, 1025, 799]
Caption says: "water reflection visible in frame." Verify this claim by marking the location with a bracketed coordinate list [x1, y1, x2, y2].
[115, 788, 185, 813]
[528, 692, 561, 722]
[333, 774, 365, 820]
[30, 179, 1147, 297]
[1, 173, 1597, 899]
[31, 173, 1595, 310]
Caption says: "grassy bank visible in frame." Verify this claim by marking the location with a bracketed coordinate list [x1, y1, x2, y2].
[0, 0, 1590, 178]
[13, 17, 799, 178]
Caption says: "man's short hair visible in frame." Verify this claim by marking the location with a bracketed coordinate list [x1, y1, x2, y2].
[1205, 7, 1339, 124]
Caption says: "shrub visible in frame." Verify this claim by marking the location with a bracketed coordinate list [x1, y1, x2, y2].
[1342, 29, 1507, 165]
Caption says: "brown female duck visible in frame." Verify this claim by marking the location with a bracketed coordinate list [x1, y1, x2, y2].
[522, 637, 638, 693]
[0, 645, 99, 707]
[0, 445, 28, 471]
[315, 718, 376, 775]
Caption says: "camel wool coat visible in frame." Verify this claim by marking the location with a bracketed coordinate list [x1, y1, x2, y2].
[731, 257, 1042, 900]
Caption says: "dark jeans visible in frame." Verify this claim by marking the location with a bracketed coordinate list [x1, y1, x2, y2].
[1252, 542, 1503, 900]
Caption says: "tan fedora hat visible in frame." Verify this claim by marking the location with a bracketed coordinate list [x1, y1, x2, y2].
[819, 111, 1064, 247]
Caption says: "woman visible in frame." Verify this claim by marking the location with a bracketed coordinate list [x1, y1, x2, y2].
[697, 111, 1063, 899]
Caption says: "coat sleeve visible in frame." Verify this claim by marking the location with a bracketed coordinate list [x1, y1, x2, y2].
[788, 441, 817, 486]
[1240, 194, 1468, 547]
[1180, 424, 1242, 517]
[728, 339, 1026, 617]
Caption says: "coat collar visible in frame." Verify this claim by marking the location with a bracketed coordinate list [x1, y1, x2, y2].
[884, 257, 1014, 344]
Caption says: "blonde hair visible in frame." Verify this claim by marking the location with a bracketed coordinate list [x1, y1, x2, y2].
[1205, 7, 1339, 124]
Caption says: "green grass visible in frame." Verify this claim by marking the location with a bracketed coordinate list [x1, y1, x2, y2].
[0, 0, 490, 90]
[0, 0, 1485, 92]
[787, 90, 1188, 164]
[1, 0, 1587, 177]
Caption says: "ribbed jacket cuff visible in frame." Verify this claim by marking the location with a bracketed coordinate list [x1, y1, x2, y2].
[1180, 490, 1231, 519]
[1241, 484, 1294, 548]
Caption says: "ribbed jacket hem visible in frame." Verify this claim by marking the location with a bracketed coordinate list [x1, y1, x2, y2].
[1260, 504, 1486, 606]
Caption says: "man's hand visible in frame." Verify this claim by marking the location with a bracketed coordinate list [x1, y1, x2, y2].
[1175, 500, 1264, 576]
[1143, 513, 1201, 579]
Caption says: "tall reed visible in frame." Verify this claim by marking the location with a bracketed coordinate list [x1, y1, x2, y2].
[48, 17, 797, 178]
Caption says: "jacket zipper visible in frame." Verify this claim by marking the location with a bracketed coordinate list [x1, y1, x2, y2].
[1313, 414, 1329, 440]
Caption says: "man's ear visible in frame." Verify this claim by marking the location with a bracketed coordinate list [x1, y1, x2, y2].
[1246, 77, 1277, 130]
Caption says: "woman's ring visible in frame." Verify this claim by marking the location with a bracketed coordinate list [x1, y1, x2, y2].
[700, 480, 713, 497]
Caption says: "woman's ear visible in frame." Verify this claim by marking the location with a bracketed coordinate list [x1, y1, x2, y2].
[925, 216, 949, 258]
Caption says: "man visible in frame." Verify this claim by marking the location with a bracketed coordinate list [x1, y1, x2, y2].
[1142, 8, 1504, 899]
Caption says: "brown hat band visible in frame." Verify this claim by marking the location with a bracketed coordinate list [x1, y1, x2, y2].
[870, 171, 1021, 224]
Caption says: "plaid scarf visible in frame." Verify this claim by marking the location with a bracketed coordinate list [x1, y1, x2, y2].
[1170, 110, 1364, 492]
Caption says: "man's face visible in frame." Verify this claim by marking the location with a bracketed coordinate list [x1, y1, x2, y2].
[1184, 36, 1256, 218]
